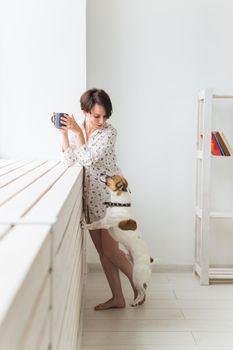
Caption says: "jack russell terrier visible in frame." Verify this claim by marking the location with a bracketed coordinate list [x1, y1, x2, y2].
[82, 174, 156, 307]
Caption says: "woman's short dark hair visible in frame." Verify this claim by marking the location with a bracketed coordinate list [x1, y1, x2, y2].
[80, 88, 113, 118]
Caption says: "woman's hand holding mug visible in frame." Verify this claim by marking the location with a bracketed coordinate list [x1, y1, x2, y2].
[60, 114, 83, 134]
[51, 112, 82, 134]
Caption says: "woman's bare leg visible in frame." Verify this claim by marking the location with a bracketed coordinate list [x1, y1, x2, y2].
[89, 229, 126, 310]
[89, 229, 144, 310]
[101, 229, 138, 299]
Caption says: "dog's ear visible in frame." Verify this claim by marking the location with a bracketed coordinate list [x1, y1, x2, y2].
[121, 177, 128, 191]
[118, 219, 137, 231]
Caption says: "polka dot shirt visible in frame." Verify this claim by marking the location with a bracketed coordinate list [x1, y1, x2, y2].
[61, 122, 122, 223]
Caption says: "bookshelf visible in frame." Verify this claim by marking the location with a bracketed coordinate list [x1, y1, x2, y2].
[194, 88, 233, 285]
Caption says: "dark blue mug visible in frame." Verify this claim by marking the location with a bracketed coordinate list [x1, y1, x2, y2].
[51, 113, 67, 129]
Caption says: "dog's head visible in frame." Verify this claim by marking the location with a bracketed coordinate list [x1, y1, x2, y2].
[100, 174, 128, 195]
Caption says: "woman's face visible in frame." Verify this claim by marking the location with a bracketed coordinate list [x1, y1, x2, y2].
[85, 104, 107, 130]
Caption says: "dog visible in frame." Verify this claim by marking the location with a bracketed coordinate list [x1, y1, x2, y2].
[82, 174, 156, 307]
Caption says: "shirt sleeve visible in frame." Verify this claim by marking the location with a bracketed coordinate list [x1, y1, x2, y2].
[61, 127, 117, 167]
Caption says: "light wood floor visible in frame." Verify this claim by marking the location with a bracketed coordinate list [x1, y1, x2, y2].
[81, 270, 233, 349]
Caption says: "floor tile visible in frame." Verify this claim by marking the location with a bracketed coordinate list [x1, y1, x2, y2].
[82, 331, 195, 346]
[83, 318, 233, 332]
[182, 308, 233, 320]
[193, 332, 233, 346]
[174, 288, 233, 300]
[84, 308, 184, 320]
[86, 288, 176, 300]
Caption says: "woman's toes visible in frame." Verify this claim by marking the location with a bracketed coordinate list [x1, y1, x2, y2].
[94, 297, 126, 311]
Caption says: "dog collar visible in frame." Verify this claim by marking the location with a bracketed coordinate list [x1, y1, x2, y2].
[103, 202, 131, 208]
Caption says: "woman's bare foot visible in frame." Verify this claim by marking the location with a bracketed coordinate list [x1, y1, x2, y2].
[94, 297, 126, 311]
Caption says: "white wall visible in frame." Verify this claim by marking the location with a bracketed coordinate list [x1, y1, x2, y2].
[0, 0, 86, 159]
[86, 0, 233, 266]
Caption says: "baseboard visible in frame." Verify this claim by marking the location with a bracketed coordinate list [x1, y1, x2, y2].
[87, 263, 193, 273]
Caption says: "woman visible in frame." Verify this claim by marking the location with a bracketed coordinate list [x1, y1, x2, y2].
[58, 88, 141, 310]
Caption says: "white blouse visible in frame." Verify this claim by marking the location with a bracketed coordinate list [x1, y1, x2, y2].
[61, 122, 121, 223]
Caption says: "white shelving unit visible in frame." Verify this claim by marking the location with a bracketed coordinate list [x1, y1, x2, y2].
[194, 88, 233, 285]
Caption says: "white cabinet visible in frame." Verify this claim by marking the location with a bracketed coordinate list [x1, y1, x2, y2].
[0, 160, 85, 349]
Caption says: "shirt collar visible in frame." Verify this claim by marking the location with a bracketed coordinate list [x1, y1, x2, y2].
[80, 117, 109, 141]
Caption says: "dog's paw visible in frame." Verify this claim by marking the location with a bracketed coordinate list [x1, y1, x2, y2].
[80, 220, 87, 230]
[130, 299, 139, 307]
[130, 293, 146, 307]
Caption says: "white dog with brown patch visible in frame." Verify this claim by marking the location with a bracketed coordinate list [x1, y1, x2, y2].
[82, 174, 155, 307]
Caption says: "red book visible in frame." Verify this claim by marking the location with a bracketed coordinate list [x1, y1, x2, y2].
[211, 133, 222, 156]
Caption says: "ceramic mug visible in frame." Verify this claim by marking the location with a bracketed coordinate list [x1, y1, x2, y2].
[51, 113, 67, 128]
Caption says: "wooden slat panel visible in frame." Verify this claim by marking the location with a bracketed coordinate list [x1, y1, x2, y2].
[0, 161, 59, 208]
[69, 239, 85, 350]
[0, 225, 51, 350]
[53, 211, 82, 306]
[77, 276, 87, 350]
[0, 160, 47, 188]
[53, 186, 82, 254]
[0, 225, 11, 240]
[0, 163, 69, 222]
[0, 159, 85, 350]
[0, 159, 20, 169]
[0, 160, 31, 176]
[53, 199, 83, 344]
[55, 197, 82, 257]
[57, 251, 83, 350]
[42, 168, 82, 254]
[24, 166, 83, 226]
[36, 310, 51, 350]
[20, 273, 51, 350]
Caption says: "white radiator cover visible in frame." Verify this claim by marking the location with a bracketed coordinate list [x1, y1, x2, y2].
[0, 160, 85, 350]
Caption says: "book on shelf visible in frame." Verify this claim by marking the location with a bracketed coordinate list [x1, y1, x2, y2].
[211, 132, 222, 156]
[211, 131, 232, 156]
[216, 131, 231, 156]
[221, 132, 233, 155]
